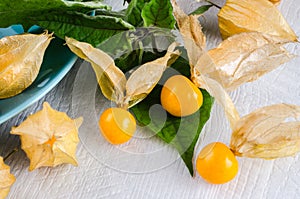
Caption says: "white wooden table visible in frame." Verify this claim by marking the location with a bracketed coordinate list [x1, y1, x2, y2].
[1, 0, 299, 198]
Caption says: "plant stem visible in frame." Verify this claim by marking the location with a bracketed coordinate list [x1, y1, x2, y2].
[205, 0, 222, 9]
[3, 147, 19, 162]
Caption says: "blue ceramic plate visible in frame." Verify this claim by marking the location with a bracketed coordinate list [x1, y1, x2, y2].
[0, 25, 77, 124]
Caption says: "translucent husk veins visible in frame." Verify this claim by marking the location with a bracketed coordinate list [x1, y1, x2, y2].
[0, 157, 15, 198]
[230, 104, 300, 159]
[66, 37, 180, 109]
[218, 0, 297, 41]
[172, 0, 299, 159]
[0, 32, 53, 99]
[10, 102, 83, 171]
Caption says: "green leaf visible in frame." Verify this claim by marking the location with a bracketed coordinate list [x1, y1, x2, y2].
[141, 0, 176, 29]
[68, 0, 103, 2]
[130, 56, 214, 176]
[189, 4, 213, 15]
[33, 11, 134, 47]
[0, 0, 109, 29]
[94, 9, 126, 19]
[98, 27, 176, 72]
[125, 0, 151, 27]
[0, 0, 134, 46]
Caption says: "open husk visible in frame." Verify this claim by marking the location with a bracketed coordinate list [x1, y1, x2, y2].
[172, 0, 296, 134]
[171, 0, 206, 68]
[125, 42, 180, 108]
[66, 37, 179, 109]
[0, 32, 53, 99]
[65, 37, 127, 104]
[230, 104, 300, 159]
[172, 0, 240, 128]
[11, 102, 83, 171]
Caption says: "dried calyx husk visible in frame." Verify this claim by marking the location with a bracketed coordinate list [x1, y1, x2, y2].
[0, 32, 53, 99]
[206, 32, 295, 91]
[65, 37, 180, 109]
[171, 0, 206, 68]
[230, 104, 300, 159]
[218, 0, 297, 41]
[0, 157, 15, 198]
[11, 102, 83, 171]
[172, 0, 297, 130]
[172, 0, 240, 129]
[177, 0, 299, 159]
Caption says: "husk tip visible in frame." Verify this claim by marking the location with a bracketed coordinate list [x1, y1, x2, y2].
[74, 117, 84, 129]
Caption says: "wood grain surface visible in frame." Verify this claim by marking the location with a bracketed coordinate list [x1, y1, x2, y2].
[0, 0, 299, 198]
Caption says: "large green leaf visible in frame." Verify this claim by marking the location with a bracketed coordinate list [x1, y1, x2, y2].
[102, 44, 213, 176]
[101, 45, 212, 175]
[0, 0, 109, 29]
[131, 56, 214, 176]
[141, 0, 175, 29]
[34, 11, 134, 47]
[125, 0, 151, 27]
[94, 9, 126, 19]
[0, 0, 133, 46]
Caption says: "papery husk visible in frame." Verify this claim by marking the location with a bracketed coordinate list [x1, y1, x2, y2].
[171, 0, 206, 67]
[206, 32, 294, 91]
[125, 42, 180, 108]
[172, 0, 240, 129]
[0, 32, 53, 99]
[193, 71, 240, 129]
[230, 104, 300, 159]
[67, 36, 179, 109]
[0, 157, 15, 199]
[218, 0, 297, 41]
[11, 102, 83, 171]
[173, 0, 300, 160]
[65, 37, 126, 104]
[190, 47, 241, 129]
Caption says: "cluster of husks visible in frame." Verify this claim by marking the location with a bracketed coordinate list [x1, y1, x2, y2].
[171, 0, 299, 159]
